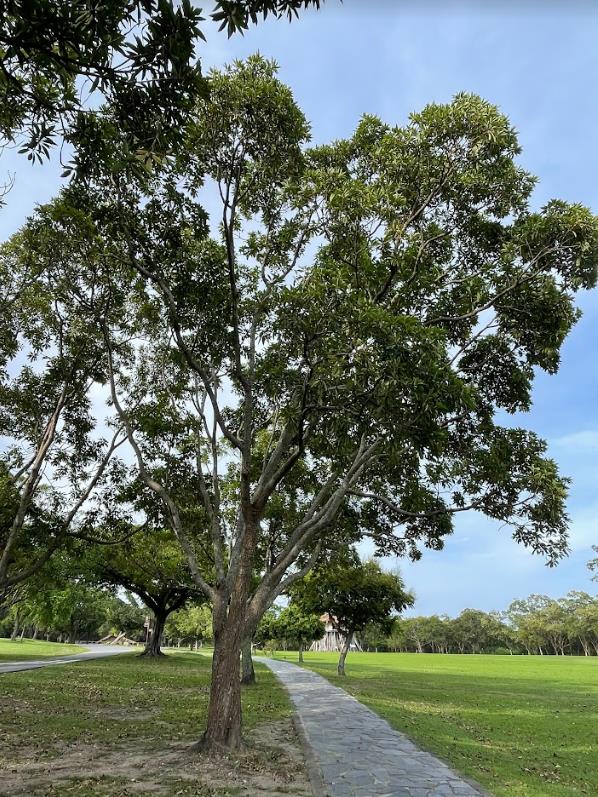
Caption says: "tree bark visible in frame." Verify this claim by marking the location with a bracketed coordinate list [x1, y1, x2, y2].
[199, 505, 264, 753]
[337, 634, 351, 676]
[241, 639, 256, 685]
[140, 611, 166, 657]
[298, 641, 304, 663]
[200, 616, 244, 751]
[199, 510, 263, 752]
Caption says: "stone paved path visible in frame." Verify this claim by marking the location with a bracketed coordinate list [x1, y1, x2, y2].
[263, 657, 490, 797]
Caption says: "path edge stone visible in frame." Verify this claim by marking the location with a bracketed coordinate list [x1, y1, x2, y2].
[291, 707, 331, 797]
[260, 656, 329, 797]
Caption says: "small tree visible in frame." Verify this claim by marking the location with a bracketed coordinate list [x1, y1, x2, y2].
[274, 603, 324, 662]
[293, 559, 413, 675]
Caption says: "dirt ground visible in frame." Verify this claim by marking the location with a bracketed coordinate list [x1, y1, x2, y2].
[0, 718, 313, 797]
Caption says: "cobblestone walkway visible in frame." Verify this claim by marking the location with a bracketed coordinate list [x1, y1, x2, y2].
[263, 657, 490, 797]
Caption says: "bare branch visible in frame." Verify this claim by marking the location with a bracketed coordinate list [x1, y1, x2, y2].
[102, 325, 217, 602]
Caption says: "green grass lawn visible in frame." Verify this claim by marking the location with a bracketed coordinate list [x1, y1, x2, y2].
[0, 637, 86, 662]
[0, 650, 310, 796]
[271, 650, 597, 797]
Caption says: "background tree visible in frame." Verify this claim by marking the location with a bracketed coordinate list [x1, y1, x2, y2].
[101, 595, 146, 642]
[292, 558, 413, 674]
[360, 619, 395, 652]
[507, 595, 555, 655]
[449, 609, 506, 654]
[165, 604, 213, 649]
[253, 606, 282, 650]
[12, 58, 598, 750]
[272, 603, 324, 662]
[83, 529, 205, 657]
[534, 600, 570, 656]
[365, 593, 598, 656]
[0, 553, 121, 643]
[571, 600, 598, 656]
[386, 618, 408, 652]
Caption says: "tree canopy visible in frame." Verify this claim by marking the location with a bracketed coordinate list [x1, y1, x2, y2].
[4, 55, 598, 748]
[82, 528, 205, 656]
[0, 0, 321, 177]
[292, 558, 413, 673]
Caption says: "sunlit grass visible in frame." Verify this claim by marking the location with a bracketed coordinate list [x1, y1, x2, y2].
[0, 637, 85, 662]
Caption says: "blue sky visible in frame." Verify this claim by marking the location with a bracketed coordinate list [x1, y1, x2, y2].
[2, 1, 597, 615]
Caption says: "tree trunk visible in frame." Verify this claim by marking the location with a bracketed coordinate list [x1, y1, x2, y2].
[200, 621, 243, 751]
[298, 641, 304, 663]
[200, 514, 260, 752]
[337, 634, 351, 676]
[32, 626, 38, 640]
[241, 639, 255, 685]
[10, 612, 19, 640]
[140, 611, 166, 657]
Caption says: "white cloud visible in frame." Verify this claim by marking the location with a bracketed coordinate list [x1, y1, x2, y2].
[553, 430, 598, 451]
[567, 505, 598, 552]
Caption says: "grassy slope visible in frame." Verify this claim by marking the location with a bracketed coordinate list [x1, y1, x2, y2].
[0, 638, 86, 661]
[0, 651, 300, 796]
[271, 650, 597, 797]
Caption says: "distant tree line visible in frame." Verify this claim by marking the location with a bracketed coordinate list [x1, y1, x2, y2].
[0, 578, 214, 652]
[0, 582, 145, 644]
[374, 592, 598, 656]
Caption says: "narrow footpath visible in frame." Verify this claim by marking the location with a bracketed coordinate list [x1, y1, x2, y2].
[263, 657, 490, 797]
[0, 644, 127, 674]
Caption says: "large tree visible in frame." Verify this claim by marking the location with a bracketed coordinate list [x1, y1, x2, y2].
[0, 229, 135, 602]
[10, 57, 598, 749]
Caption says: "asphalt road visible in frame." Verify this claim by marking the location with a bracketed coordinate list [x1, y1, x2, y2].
[0, 644, 129, 674]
